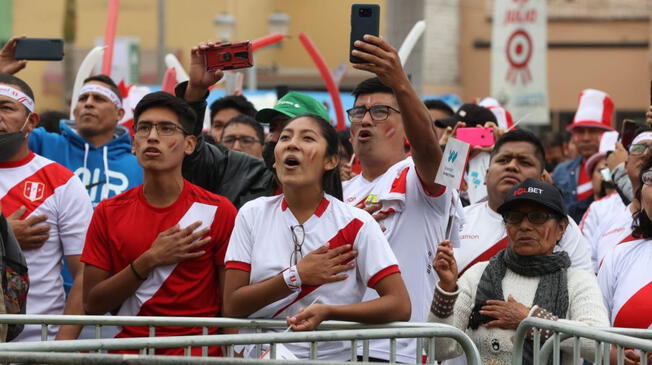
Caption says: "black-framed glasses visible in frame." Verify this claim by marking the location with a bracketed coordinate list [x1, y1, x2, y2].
[629, 143, 652, 156]
[134, 121, 189, 138]
[222, 135, 261, 147]
[290, 224, 305, 266]
[502, 210, 555, 225]
[642, 170, 652, 186]
[346, 105, 400, 123]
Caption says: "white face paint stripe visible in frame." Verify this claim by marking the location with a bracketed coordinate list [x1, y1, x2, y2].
[0, 85, 35, 112]
[79, 84, 122, 108]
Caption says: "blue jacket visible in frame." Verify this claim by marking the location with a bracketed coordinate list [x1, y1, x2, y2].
[551, 156, 583, 208]
[29, 120, 143, 207]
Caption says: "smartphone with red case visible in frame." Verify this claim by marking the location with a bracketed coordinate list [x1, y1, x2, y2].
[456, 127, 495, 147]
[620, 119, 639, 151]
[204, 41, 253, 71]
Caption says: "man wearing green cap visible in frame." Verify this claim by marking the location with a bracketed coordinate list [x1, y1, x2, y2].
[256, 91, 330, 170]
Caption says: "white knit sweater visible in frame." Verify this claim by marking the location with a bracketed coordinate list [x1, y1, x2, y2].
[428, 261, 610, 365]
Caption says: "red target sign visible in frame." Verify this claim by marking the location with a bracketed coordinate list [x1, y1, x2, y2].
[505, 29, 532, 84]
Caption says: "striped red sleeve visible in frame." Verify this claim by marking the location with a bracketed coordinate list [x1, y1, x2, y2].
[225, 261, 251, 272]
[367, 265, 401, 288]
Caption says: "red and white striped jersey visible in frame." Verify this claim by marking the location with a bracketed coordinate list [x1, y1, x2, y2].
[455, 201, 593, 275]
[0, 152, 92, 341]
[225, 193, 399, 360]
[342, 157, 458, 363]
[81, 180, 237, 354]
[597, 237, 652, 328]
[580, 192, 633, 272]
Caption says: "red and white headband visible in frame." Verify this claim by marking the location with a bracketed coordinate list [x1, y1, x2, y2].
[632, 132, 652, 145]
[0, 85, 35, 112]
[79, 84, 122, 108]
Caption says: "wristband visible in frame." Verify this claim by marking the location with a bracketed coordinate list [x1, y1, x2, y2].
[283, 265, 302, 291]
[130, 262, 147, 281]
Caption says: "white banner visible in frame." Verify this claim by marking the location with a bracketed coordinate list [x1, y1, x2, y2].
[490, 0, 549, 125]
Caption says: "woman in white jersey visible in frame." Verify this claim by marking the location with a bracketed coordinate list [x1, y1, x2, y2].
[598, 154, 652, 364]
[223, 114, 411, 360]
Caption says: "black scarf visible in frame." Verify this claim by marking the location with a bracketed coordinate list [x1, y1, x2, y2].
[468, 248, 571, 365]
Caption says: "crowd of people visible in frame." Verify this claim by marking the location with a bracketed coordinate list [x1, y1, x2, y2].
[0, 32, 651, 364]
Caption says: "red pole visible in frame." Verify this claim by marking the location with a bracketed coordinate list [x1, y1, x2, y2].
[252, 33, 285, 51]
[298, 32, 346, 131]
[101, 0, 120, 76]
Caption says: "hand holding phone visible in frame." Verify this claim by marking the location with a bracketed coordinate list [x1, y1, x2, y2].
[204, 41, 253, 71]
[349, 4, 380, 63]
[456, 127, 495, 147]
[15, 38, 64, 61]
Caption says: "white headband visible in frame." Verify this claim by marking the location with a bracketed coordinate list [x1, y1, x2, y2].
[632, 132, 652, 145]
[0, 85, 35, 112]
[79, 84, 122, 108]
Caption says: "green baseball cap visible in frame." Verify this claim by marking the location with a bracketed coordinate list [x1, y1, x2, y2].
[255, 91, 329, 124]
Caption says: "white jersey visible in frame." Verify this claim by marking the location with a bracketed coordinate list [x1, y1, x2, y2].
[455, 201, 593, 275]
[225, 194, 399, 361]
[597, 237, 652, 328]
[343, 157, 459, 363]
[580, 193, 633, 272]
[0, 152, 92, 341]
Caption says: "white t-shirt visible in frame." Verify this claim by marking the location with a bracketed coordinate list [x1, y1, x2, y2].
[580, 193, 632, 272]
[343, 157, 460, 363]
[0, 152, 92, 341]
[225, 194, 399, 361]
[455, 201, 593, 275]
[597, 237, 652, 328]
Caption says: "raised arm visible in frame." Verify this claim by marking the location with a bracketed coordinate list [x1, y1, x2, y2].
[352, 35, 442, 193]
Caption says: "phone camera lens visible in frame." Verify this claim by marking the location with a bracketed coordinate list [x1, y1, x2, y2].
[359, 8, 372, 17]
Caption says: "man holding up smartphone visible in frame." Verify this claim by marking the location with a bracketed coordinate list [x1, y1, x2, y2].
[343, 34, 458, 363]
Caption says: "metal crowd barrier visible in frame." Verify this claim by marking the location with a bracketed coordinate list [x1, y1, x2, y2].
[513, 317, 652, 365]
[0, 315, 482, 364]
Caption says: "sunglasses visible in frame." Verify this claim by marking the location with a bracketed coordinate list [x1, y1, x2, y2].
[502, 210, 556, 225]
[289, 224, 305, 266]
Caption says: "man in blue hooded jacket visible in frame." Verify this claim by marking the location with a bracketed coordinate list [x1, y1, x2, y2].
[28, 75, 143, 208]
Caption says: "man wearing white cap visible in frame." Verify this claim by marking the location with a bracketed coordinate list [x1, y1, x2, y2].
[552, 89, 615, 209]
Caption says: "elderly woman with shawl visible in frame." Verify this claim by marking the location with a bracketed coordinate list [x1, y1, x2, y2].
[429, 178, 609, 364]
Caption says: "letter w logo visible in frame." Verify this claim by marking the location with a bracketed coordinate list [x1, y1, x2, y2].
[447, 150, 458, 163]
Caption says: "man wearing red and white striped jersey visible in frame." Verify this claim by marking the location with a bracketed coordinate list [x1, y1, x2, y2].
[342, 35, 455, 362]
[0, 73, 92, 341]
[455, 130, 593, 277]
[81, 89, 237, 355]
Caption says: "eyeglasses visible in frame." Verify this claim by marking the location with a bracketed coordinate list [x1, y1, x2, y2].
[502, 210, 556, 225]
[642, 170, 652, 186]
[629, 143, 652, 156]
[290, 225, 305, 266]
[222, 135, 261, 147]
[135, 121, 188, 138]
[346, 105, 400, 123]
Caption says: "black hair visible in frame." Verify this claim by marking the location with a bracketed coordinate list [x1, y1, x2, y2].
[209, 95, 257, 121]
[491, 129, 546, 172]
[352, 77, 394, 102]
[337, 129, 353, 158]
[222, 114, 264, 144]
[277, 114, 343, 200]
[38, 110, 67, 134]
[632, 153, 652, 238]
[83, 74, 122, 102]
[0, 73, 35, 113]
[423, 99, 454, 116]
[133, 91, 197, 133]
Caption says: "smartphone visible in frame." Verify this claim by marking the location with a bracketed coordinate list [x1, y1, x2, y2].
[204, 41, 253, 71]
[621, 119, 639, 150]
[15, 38, 64, 61]
[456, 127, 495, 147]
[349, 4, 380, 63]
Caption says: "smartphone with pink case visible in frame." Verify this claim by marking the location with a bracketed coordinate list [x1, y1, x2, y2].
[456, 127, 494, 147]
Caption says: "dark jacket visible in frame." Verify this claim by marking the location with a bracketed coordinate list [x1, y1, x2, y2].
[176, 83, 276, 208]
[551, 156, 583, 208]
